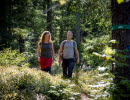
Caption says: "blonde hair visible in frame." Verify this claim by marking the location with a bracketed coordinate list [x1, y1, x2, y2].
[39, 31, 52, 44]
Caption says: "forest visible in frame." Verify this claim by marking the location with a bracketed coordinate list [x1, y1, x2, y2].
[0, 0, 130, 100]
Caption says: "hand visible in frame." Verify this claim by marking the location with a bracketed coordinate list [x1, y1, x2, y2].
[52, 58, 55, 63]
[38, 57, 40, 62]
[58, 59, 62, 64]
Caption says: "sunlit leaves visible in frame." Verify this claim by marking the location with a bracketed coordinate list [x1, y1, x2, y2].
[109, 40, 118, 44]
[52, 0, 67, 5]
[59, 0, 66, 5]
[104, 46, 115, 55]
[93, 52, 102, 57]
[12, 28, 29, 38]
[0, 48, 30, 67]
[117, 0, 124, 4]
[0, 66, 81, 99]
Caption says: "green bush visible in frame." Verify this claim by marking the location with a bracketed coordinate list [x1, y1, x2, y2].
[0, 48, 31, 67]
[0, 66, 80, 100]
[82, 35, 110, 67]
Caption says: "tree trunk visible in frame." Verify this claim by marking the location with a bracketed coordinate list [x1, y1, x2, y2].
[0, 0, 8, 50]
[18, 35, 25, 53]
[111, 0, 130, 99]
[46, 0, 52, 33]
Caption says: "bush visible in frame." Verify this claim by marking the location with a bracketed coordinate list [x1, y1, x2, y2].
[0, 48, 31, 67]
[0, 66, 80, 100]
[82, 35, 110, 67]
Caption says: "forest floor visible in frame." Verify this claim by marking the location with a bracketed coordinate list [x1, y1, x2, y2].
[34, 67, 90, 100]
[81, 94, 89, 100]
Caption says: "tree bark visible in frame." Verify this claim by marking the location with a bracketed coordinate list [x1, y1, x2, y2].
[112, 0, 130, 79]
[18, 35, 25, 53]
[111, 0, 130, 99]
[0, 0, 9, 50]
[46, 0, 52, 33]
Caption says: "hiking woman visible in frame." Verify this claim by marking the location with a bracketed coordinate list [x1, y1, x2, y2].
[37, 31, 54, 73]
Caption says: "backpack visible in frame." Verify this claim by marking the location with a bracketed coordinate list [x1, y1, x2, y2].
[61, 40, 77, 61]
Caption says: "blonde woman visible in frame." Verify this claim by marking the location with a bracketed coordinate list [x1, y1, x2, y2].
[37, 31, 54, 73]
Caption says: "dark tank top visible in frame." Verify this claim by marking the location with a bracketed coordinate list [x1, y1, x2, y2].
[40, 43, 52, 58]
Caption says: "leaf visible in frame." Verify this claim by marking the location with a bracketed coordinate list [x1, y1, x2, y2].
[59, 0, 66, 5]
[52, 0, 66, 5]
[93, 52, 102, 57]
[109, 40, 118, 44]
[104, 46, 115, 55]
[117, 0, 124, 4]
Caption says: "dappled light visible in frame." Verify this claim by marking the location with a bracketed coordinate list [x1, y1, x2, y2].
[0, 0, 130, 99]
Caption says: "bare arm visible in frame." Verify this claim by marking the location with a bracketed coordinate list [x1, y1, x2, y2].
[51, 43, 55, 59]
[58, 46, 63, 62]
[74, 47, 80, 64]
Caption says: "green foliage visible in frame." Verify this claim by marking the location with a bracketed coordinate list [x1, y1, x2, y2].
[48, 83, 80, 100]
[0, 65, 114, 100]
[0, 48, 30, 67]
[0, 0, 118, 99]
[12, 28, 29, 38]
[82, 35, 110, 67]
[117, 0, 124, 4]
[110, 79, 130, 100]
[0, 66, 81, 100]
[52, 0, 67, 5]
[73, 69, 113, 100]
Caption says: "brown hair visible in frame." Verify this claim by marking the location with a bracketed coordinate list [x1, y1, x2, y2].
[67, 31, 73, 36]
[39, 31, 52, 45]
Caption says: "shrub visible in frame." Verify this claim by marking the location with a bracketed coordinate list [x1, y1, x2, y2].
[0, 66, 80, 100]
[82, 35, 110, 67]
[0, 48, 31, 67]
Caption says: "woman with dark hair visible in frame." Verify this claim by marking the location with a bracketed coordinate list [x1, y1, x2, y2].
[37, 31, 54, 73]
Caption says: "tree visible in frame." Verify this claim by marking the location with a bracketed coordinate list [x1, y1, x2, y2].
[111, 0, 130, 99]
[0, 0, 12, 50]
[46, 0, 53, 33]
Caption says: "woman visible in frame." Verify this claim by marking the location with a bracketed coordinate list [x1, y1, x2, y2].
[37, 31, 54, 73]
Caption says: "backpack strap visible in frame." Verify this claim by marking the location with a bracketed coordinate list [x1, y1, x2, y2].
[62, 40, 76, 50]
[62, 40, 67, 50]
[73, 41, 76, 51]
[73, 41, 77, 60]
[62, 40, 77, 60]
[73, 41, 76, 48]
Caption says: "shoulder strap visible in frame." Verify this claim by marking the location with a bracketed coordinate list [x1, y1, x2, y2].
[73, 41, 75, 47]
[62, 40, 67, 50]
[73, 41, 76, 59]
[62, 40, 75, 50]
[73, 41, 76, 49]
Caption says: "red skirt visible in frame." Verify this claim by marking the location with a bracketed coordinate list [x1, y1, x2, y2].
[40, 57, 53, 69]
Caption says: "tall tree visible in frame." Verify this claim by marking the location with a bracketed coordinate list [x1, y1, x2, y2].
[46, 0, 53, 33]
[0, 0, 11, 50]
[111, 0, 130, 99]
